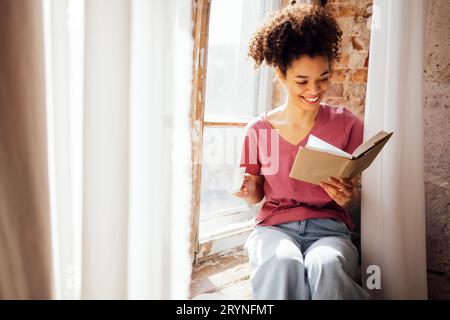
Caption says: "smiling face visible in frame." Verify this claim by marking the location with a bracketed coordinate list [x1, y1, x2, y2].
[276, 54, 331, 110]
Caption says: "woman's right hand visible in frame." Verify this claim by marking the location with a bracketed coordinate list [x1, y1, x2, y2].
[234, 173, 264, 205]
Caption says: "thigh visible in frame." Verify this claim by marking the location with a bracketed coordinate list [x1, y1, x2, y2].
[244, 225, 304, 269]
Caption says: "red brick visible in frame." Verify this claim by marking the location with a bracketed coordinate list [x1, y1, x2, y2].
[325, 4, 357, 18]
[326, 83, 344, 97]
[330, 68, 350, 82]
[350, 69, 368, 83]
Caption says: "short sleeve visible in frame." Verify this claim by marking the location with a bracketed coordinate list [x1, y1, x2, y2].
[239, 124, 261, 176]
[343, 112, 364, 154]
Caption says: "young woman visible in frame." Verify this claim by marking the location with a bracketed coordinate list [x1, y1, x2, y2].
[235, 2, 370, 300]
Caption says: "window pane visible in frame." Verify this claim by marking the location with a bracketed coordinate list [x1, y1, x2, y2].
[204, 0, 272, 119]
[200, 126, 246, 216]
[199, 127, 257, 237]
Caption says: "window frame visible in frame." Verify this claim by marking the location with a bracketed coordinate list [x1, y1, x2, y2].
[189, 0, 281, 267]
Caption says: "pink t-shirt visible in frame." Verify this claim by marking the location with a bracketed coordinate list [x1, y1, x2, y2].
[240, 103, 364, 232]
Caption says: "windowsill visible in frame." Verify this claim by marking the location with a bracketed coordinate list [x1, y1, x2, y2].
[199, 219, 254, 243]
[197, 219, 254, 264]
[200, 205, 249, 222]
[199, 205, 258, 241]
[197, 201, 263, 263]
[190, 246, 252, 300]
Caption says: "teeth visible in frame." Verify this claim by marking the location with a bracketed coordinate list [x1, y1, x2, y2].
[304, 96, 319, 102]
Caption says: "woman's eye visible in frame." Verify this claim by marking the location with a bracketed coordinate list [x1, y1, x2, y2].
[296, 78, 328, 85]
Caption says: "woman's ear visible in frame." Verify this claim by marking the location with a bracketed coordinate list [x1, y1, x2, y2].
[327, 60, 333, 76]
[274, 67, 286, 85]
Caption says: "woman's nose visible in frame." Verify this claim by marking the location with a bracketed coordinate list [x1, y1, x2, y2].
[307, 82, 321, 94]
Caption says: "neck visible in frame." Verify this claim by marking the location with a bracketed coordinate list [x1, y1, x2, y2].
[282, 97, 320, 127]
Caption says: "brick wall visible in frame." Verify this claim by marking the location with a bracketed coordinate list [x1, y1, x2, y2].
[321, 0, 372, 120]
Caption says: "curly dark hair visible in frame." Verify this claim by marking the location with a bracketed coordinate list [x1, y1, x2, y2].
[248, 2, 342, 76]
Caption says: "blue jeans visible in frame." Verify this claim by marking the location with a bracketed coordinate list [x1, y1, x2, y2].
[244, 218, 370, 300]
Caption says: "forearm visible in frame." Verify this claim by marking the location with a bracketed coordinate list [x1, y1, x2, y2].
[244, 183, 265, 205]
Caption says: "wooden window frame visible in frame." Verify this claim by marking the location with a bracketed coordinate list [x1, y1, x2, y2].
[189, 0, 211, 268]
[189, 0, 283, 267]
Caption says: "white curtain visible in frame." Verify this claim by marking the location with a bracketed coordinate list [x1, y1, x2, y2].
[44, 0, 194, 299]
[361, 0, 428, 299]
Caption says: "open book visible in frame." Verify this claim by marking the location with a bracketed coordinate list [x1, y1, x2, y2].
[289, 131, 393, 185]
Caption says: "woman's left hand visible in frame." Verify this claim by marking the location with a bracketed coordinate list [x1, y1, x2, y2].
[320, 177, 360, 210]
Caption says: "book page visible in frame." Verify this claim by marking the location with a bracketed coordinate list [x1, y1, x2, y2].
[305, 134, 353, 159]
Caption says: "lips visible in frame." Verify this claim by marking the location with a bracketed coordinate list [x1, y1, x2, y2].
[300, 95, 321, 105]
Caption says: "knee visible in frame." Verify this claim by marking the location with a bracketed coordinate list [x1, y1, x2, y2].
[305, 251, 343, 276]
[246, 235, 304, 270]
[276, 255, 304, 271]
[256, 254, 305, 277]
